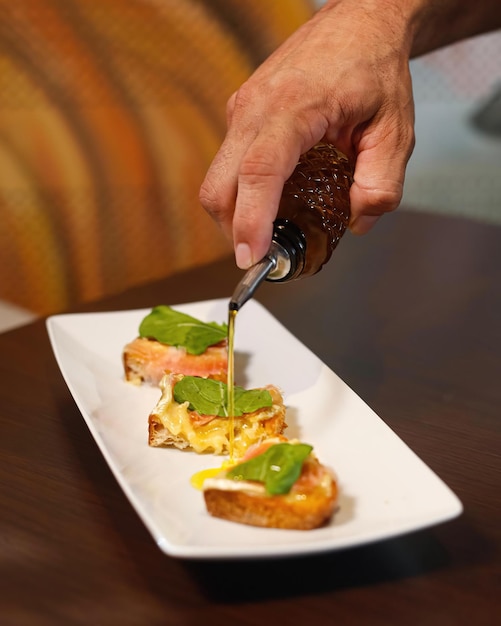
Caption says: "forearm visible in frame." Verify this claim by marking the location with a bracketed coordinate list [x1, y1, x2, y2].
[321, 0, 501, 58]
[408, 0, 501, 57]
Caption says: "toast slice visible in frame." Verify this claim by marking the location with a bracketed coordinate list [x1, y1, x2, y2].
[203, 438, 338, 529]
[148, 374, 287, 456]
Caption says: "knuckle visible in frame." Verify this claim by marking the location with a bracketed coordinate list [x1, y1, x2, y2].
[362, 184, 403, 214]
[199, 180, 224, 221]
[239, 154, 278, 181]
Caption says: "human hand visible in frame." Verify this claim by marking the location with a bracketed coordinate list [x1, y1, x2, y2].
[199, 0, 416, 269]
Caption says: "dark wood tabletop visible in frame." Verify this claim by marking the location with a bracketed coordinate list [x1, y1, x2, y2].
[1, 209, 500, 625]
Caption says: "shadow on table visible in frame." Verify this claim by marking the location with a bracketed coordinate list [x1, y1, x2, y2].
[183, 530, 451, 602]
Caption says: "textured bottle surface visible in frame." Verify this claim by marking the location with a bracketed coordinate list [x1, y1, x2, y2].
[275, 143, 354, 279]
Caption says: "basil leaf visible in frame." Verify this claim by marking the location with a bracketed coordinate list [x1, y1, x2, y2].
[173, 376, 272, 417]
[227, 443, 313, 495]
[138, 305, 227, 355]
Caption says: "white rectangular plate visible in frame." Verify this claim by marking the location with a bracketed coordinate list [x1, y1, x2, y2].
[47, 298, 462, 559]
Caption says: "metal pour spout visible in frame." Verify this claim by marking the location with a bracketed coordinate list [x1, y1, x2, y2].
[229, 240, 293, 311]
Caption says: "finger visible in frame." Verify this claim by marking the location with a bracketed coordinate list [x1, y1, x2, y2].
[348, 152, 404, 235]
[199, 89, 266, 244]
[231, 119, 325, 269]
[349, 115, 415, 235]
[199, 140, 240, 243]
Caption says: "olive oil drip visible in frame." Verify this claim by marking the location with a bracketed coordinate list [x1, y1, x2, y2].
[190, 308, 237, 489]
[227, 308, 237, 462]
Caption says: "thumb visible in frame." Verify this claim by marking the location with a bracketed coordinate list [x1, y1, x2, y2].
[348, 132, 414, 235]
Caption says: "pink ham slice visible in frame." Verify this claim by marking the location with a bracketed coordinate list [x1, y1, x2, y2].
[122, 337, 227, 386]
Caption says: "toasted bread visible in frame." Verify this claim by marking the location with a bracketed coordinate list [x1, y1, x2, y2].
[203, 439, 338, 529]
[148, 374, 287, 456]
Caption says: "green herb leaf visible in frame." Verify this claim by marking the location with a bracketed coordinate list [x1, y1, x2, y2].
[173, 376, 273, 417]
[138, 306, 227, 355]
[227, 443, 313, 495]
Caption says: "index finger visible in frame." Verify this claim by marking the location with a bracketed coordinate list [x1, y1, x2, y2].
[231, 118, 329, 269]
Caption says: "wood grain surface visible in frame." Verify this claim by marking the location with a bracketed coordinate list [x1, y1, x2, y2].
[0, 209, 499, 625]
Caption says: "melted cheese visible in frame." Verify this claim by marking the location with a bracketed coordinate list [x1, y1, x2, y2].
[151, 375, 283, 456]
[203, 472, 334, 503]
[203, 477, 266, 495]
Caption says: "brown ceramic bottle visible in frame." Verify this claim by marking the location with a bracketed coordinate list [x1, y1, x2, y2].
[230, 143, 354, 309]
[268, 142, 353, 282]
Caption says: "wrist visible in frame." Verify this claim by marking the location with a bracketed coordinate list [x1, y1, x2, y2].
[405, 0, 501, 57]
[319, 0, 417, 57]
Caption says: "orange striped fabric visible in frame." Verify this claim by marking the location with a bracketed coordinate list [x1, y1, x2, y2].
[0, 0, 314, 315]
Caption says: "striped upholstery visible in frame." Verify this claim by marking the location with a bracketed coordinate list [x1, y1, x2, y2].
[0, 0, 314, 315]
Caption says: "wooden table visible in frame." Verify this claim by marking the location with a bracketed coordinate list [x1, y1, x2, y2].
[1, 210, 500, 625]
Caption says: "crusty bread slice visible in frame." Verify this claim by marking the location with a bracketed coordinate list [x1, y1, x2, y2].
[123, 337, 227, 386]
[203, 443, 338, 530]
[148, 373, 287, 456]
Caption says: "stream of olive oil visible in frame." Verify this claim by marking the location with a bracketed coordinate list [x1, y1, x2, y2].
[227, 307, 237, 462]
[190, 307, 237, 490]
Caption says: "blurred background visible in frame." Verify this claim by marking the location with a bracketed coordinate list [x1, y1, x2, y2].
[0, 0, 314, 330]
[1, 1, 500, 331]
[405, 31, 501, 223]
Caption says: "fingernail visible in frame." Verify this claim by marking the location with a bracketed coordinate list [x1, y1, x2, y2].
[350, 215, 380, 235]
[235, 243, 253, 269]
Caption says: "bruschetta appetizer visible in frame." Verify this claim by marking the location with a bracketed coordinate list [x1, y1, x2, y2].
[123, 306, 227, 386]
